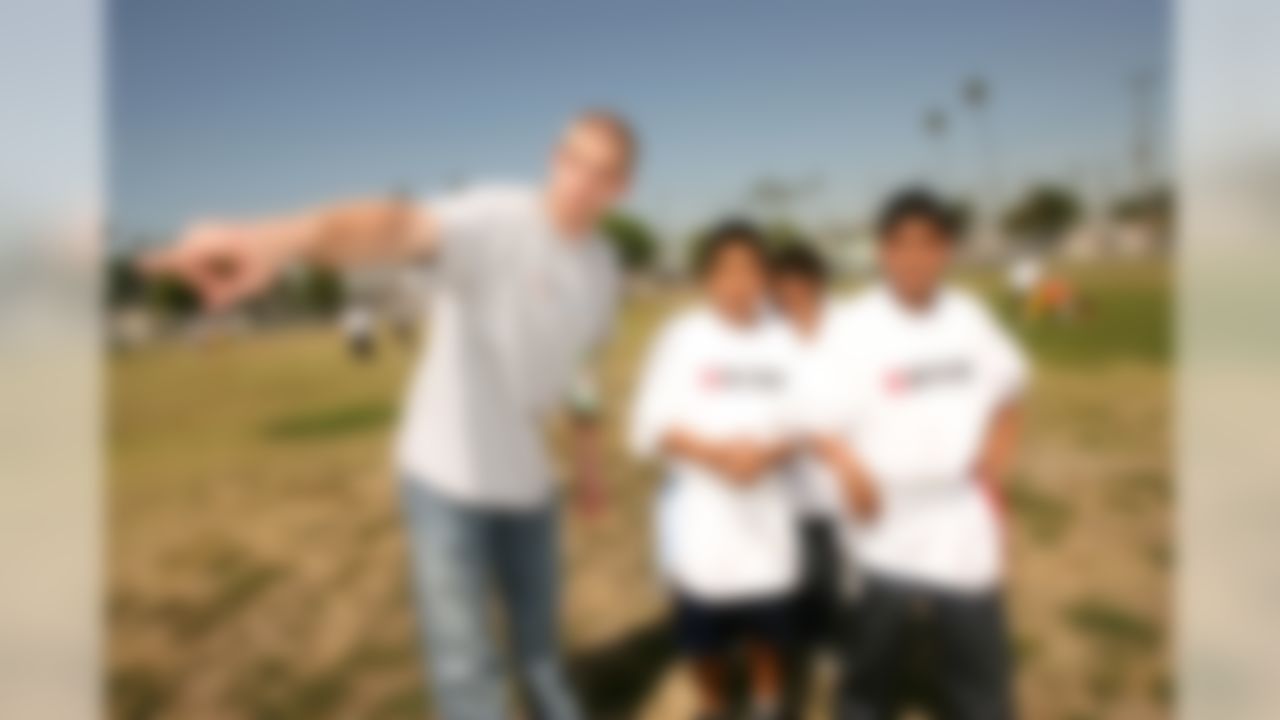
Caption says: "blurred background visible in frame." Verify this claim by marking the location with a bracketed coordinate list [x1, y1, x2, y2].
[107, 3, 1171, 718]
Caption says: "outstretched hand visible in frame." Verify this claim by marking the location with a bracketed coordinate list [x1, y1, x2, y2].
[140, 222, 291, 312]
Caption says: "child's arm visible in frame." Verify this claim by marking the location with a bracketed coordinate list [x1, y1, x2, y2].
[630, 320, 793, 486]
[972, 298, 1028, 492]
[812, 435, 880, 521]
[662, 430, 788, 486]
[974, 401, 1021, 491]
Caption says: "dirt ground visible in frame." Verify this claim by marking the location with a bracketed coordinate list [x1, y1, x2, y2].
[109, 264, 1171, 719]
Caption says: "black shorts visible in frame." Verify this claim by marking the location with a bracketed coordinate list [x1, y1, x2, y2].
[673, 593, 794, 659]
[794, 518, 842, 645]
[835, 574, 1015, 720]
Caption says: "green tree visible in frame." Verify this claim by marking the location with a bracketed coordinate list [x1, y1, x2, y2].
[602, 211, 659, 274]
[1003, 185, 1082, 248]
[947, 198, 974, 240]
[293, 266, 344, 317]
[107, 256, 146, 307]
[1113, 186, 1174, 230]
[146, 275, 199, 320]
[763, 220, 807, 249]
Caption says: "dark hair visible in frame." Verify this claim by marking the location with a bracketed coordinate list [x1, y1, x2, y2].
[875, 187, 959, 242]
[692, 219, 769, 278]
[771, 241, 829, 285]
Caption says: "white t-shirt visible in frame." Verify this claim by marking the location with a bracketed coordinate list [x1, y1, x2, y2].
[630, 307, 801, 602]
[812, 285, 1028, 591]
[783, 306, 849, 520]
[397, 184, 618, 508]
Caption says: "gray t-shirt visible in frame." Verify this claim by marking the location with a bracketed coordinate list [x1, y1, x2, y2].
[397, 184, 619, 508]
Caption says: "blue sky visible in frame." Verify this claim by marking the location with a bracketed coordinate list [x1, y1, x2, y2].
[111, 1, 1168, 243]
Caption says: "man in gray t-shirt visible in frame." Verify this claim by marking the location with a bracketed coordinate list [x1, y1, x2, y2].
[144, 110, 636, 720]
[398, 182, 619, 509]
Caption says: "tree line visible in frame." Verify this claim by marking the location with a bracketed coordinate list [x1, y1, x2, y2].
[110, 183, 1170, 320]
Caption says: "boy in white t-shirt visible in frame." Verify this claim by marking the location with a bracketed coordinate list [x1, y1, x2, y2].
[769, 242, 848, 709]
[630, 221, 800, 720]
[810, 189, 1028, 719]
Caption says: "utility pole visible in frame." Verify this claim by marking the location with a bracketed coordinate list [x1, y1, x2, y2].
[962, 75, 1003, 258]
[1130, 70, 1158, 198]
[923, 107, 950, 193]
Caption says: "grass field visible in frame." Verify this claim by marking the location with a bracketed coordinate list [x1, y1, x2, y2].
[109, 262, 1172, 719]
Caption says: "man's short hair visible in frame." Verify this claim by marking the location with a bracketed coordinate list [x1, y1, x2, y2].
[692, 219, 769, 278]
[771, 241, 830, 285]
[573, 108, 640, 175]
[876, 187, 959, 242]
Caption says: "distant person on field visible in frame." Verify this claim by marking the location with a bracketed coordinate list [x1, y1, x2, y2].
[1029, 274, 1082, 322]
[769, 241, 849, 711]
[341, 303, 376, 361]
[1007, 254, 1088, 323]
[805, 189, 1029, 719]
[1005, 254, 1042, 300]
[142, 109, 637, 720]
[630, 222, 801, 720]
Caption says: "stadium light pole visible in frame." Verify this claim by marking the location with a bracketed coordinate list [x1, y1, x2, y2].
[962, 75, 1004, 257]
[923, 107, 951, 194]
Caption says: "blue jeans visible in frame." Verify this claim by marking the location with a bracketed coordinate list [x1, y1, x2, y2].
[399, 478, 581, 720]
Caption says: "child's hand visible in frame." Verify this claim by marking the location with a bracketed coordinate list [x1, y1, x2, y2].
[842, 469, 881, 522]
[713, 441, 779, 485]
[662, 431, 785, 486]
[810, 435, 880, 522]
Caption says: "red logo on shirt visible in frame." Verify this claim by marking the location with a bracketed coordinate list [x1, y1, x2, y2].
[702, 367, 723, 390]
[883, 359, 971, 396]
[700, 365, 784, 392]
[883, 370, 908, 395]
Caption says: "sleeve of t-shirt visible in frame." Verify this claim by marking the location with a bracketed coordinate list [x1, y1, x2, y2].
[777, 345, 808, 439]
[565, 249, 622, 417]
[588, 247, 622, 350]
[628, 321, 688, 459]
[424, 186, 506, 290]
[976, 305, 1031, 402]
[566, 367, 603, 417]
[790, 323, 863, 438]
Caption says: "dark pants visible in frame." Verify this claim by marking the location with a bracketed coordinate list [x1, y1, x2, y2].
[835, 575, 1015, 720]
[784, 519, 842, 717]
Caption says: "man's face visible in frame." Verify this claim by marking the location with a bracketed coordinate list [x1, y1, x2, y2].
[705, 244, 767, 317]
[773, 274, 823, 326]
[878, 217, 953, 302]
[548, 122, 630, 226]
